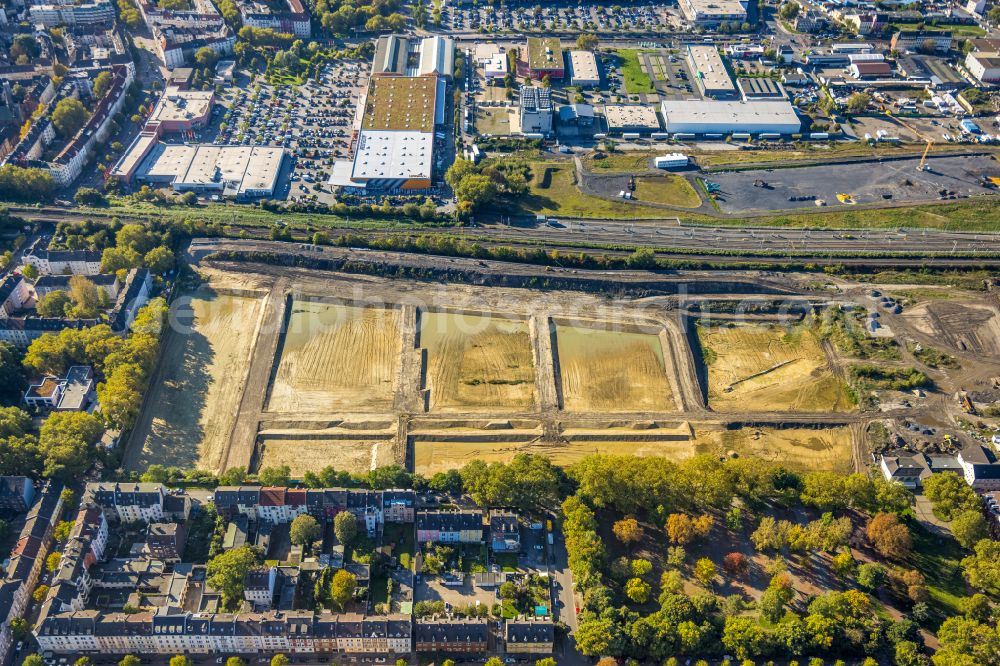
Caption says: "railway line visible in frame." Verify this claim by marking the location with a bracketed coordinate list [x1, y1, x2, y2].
[12, 206, 1000, 266]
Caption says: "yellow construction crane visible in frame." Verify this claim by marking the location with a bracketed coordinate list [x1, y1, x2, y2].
[917, 139, 933, 172]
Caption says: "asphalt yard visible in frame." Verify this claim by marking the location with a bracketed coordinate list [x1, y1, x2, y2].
[708, 154, 1000, 213]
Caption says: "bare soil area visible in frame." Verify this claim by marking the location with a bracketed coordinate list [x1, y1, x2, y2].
[699, 323, 853, 413]
[256, 436, 397, 475]
[692, 425, 855, 474]
[555, 322, 675, 412]
[126, 281, 265, 472]
[268, 300, 400, 413]
[420, 311, 537, 412]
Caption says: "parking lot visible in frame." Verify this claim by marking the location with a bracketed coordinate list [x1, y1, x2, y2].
[708, 154, 1000, 213]
[447, 3, 676, 33]
[211, 59, 370, 204]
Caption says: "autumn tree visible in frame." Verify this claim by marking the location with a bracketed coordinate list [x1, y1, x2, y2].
[694, 558, 717, 586]
[722, 552, 749, 579]
[612, 517, 642, 545]
[866, 513, 912, 560]
[666, 513, 713, 545]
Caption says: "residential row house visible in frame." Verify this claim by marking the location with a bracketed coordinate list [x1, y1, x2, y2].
[213, 486, 415, 535]
[0, 482, 65, 666]
[35, 610, 554, 657]
[417, 510, 485, 544]
[0, 475, 35, 512]
[83, 482, 191, 524]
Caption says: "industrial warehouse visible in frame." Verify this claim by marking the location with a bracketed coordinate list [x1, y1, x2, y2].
[130, 144, 285, 199]
[659, 99, 801, 136]
[329, 38, 451, 193]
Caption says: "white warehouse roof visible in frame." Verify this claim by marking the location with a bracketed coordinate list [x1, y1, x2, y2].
[351, 130, 433, 181]
[660, 99, 800, 134]
[418, 36, 455, 78]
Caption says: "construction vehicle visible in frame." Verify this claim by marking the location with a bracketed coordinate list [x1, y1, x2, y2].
[836, 193, 855, 204]
[917, 139, 933, 172]
[627, 175, 636, 191]
[753, 179, 772, 189]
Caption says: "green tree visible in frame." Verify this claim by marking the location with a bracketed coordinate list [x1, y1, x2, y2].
[46, 551, 61, 572]
[334, 510, 358, 545]
[454, 174, 498, 208]
[144, 246, 175, 273]
[951, 510, 988, 549]
[21, 264, 38, 280]
[206, 545, 261, 610]
[330, 568, 357, 609]
[290, 514, 321, 546]
[778, 1, 799, 19]
[694, 558, 717, 586]
[24, 656, 45, 666]
[624, 577, 651, 603]
[219, 467, 247, 485]
[258, 465, 290, 486]
[52, 98, 89, 138]
[226, 658, 245, 666]
[74, 187, 106, 207]
[36, 291, 71, 317]
[270, 654, 289, 666]
[923, 472, 981, 521]
[962, 539, 1000, 595]
[37, 411, 104, 480]
[723, 616, 768, 660]
[92, 71, 113, 99]
[119, 656, 141, 666]
[169, 657, 192, 666]
[576, 33, 599, 50]
[9, 616, 30, 638]
[195, 46, 220, 68]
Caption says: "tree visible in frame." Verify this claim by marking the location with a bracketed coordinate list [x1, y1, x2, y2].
[75, 659, 92, 666]
[951, 510, 988, 549]
[918, 38, 939, 55]
[206, 545, 261, 610]
[219, 467, 246, 486]
[9, 616, 30, 638]
[258, 465, 290, 486]
[723, 552, 749, 579]
[36, 290, 71, 317]
[195, 46, 220, 68]
[46, 551, 61, 572]
[460, 454, 560, 510]
[33, 584, 49, 602]
[962, 539, 1000, 595]
[856, 562, 886, 591]
[846, 92, 871, 115]
[613, 517, 642, 545]
[226, 658, 245, 666]
[74, 187, 106, 207]
[625, 577, 651, 603]
[144, 246, 175, 273]
[666, 513, 712, 545]
[778, 1, 799, 19]
[290, 514, 321, 546]
[334, 510, 358, 545]
[22, 264, 38, 280]
[270, 656, 289, 666]
[68, 275, 102, 318]
[53, 520, 72, 542]
[576, 33, 599, 50]
[170, 657, 192, 666]
[52, 98, 89, 138]
[119, 656, 141, 666]
[330, 568, 356, 609]
[0, 165, 55, 201]
[694, 558, 717, 586]
[92, 71, 113, 99]
[37, 411, 104, 480]
[11, 34, 41, 60]
[454, 174, 498, 208]
[866, 513, 912, 560]
[24, 656, 45, 666]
